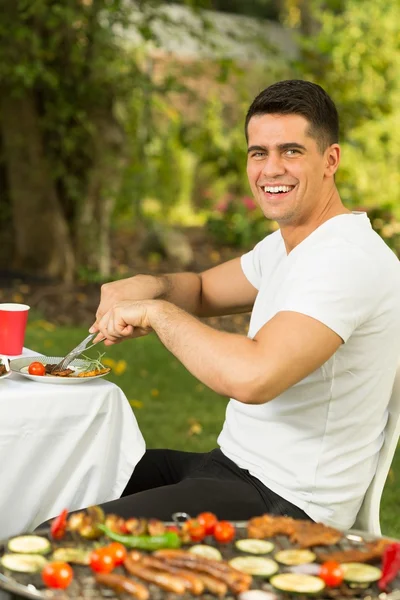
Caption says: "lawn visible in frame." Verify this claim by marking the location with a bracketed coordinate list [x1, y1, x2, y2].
[24, 317, 399, 537]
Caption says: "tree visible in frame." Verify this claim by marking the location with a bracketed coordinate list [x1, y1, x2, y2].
[296, 0, 400, 213]
[0, 0, 135, 281]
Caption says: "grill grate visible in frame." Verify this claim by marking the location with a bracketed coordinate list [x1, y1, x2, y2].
[0, 525, 399, 600]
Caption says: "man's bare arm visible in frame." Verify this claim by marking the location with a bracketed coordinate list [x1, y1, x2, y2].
[98, 300, 343, 404]
[94, 257, 257, 324]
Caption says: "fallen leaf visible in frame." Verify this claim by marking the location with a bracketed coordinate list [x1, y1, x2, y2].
[151, 389, 159, 397]
[114, 360, 127, 375]
[195, 384, 205, 392]
[129, 400, 143, 409]
[188, 419, 202, 436]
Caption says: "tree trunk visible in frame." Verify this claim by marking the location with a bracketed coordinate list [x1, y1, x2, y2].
[0, 89, 75, 282]
[75, 109, 125, 277]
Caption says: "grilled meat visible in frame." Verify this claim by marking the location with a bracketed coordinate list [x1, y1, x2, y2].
[317, 538, 393, 563]
[44, 364, 74, 377]
[124, 555, 187, 595]
[247, 514, 342, 547]
[247, 514, 296, 538]
[290, 520, 343, 548]
[95, 573, 149, 599]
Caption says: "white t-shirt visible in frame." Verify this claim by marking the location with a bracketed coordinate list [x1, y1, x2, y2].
[218, 212, 400, 530]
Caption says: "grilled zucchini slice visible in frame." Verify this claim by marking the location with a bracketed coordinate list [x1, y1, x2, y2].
[0, 553, 48, 573]
[270, 573, 325, 594]
[7, 535, 51, 555]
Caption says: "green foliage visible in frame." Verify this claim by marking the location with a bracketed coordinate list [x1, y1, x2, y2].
[206, 195, 273, 248]
[297, 0, 400, 212]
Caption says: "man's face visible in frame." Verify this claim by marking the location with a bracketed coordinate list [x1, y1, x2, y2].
[246, 113, 338, 226]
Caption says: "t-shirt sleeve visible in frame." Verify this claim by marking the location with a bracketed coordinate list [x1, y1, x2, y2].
[278, 243, 378, 342]
[240, 240, 264, 290]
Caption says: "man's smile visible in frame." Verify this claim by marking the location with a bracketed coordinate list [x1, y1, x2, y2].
[259, 184, 296, 200]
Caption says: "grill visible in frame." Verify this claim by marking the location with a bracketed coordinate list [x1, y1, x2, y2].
[0, 523, 399, 600]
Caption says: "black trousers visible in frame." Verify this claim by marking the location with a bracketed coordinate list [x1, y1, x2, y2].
[95, 448, 312, 522]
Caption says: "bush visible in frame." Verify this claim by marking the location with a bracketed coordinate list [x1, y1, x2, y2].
[206, 195, 275, 248]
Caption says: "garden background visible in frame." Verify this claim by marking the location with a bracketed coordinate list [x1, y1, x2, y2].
[1, 0, 399, 535]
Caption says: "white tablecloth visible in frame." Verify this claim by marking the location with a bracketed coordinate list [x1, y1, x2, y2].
[0, 349, 146, 538]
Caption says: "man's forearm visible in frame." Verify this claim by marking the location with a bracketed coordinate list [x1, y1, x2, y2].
[140, 272, 203, 315]
[149, 300, 259, 403]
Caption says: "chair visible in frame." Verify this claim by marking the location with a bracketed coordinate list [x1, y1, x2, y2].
[353, 360, 400, 535]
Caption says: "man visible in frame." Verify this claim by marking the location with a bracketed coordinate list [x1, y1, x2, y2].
[90, 80, 400, 529]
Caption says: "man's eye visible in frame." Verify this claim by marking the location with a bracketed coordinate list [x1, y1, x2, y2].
[286, 149, 300, 156]
[252, 152, 266, 158]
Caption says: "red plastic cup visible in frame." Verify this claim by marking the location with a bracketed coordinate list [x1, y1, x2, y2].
[0, 303, 30, 356]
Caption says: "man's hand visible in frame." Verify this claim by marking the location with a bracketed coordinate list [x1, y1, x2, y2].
[95, 299, 157, 346]
[93, 276, 164, 328]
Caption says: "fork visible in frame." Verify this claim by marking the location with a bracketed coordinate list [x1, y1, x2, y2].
[52, 332, 105, 372]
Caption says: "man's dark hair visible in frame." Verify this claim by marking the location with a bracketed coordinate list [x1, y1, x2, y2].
[245, 80, 339, 153]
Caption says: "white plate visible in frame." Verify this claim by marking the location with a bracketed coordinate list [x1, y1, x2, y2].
[9, 356, 111, 385]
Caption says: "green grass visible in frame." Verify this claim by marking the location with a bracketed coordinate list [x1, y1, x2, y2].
[24, 317, 399, 537]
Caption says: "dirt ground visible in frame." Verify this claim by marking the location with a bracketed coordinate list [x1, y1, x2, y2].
[0, 227, 251, 334]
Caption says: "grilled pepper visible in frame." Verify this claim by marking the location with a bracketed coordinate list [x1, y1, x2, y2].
[98, 524, 181, 550]
[50, 508, 68, 540]
[379, 542, 400, 590]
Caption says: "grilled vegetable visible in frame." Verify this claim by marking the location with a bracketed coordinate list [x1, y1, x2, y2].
[0, 553, 48, 573]
[229, 556, 279, 577]
[52, 547, 91, 565]
[78, 505, 105, 540]
[125, 518, 147, 535]
[189, 544, 222, 561]
[379, 542, 400, 590]
[98, 524, 181, 550]
[42, 561, 73, 589]
[7, 535, 51, 555]
[235, 539, 274, 555]
[341, 562, 382, 583]
[274, 549, 316, 565]
[319, 561, 344, 587]
[270, 573, 325, 594]
[50, 508, 68, 540]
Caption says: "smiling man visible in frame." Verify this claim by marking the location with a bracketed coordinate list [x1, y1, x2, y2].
[90, 80, 400, 530]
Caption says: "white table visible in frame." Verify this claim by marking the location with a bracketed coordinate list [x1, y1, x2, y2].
[0, 349, 146, 539]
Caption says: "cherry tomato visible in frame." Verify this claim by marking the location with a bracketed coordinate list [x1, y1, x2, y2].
[42, 562, 73, 589]
[184, 518, 206, 542]
[319, 561, 344, 587]
[28, 361, 46, 376]
[106, 542, 127, 566]
[89, 548, 115, 573]
[197, 512, 218, 535]
[213, 520, 235, 544]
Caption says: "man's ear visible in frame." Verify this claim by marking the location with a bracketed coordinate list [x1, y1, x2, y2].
[325, 144, 340, 176]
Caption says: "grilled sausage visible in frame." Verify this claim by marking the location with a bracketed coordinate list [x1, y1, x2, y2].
[124, 555, 187, 594]
[140, 555, 204, 595]
[193, 572, 228, 597]
[95, 573, 149, 600]
[156, 555, 251, 594]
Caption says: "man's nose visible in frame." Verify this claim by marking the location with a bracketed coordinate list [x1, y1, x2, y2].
[262, 154, 285, 178]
